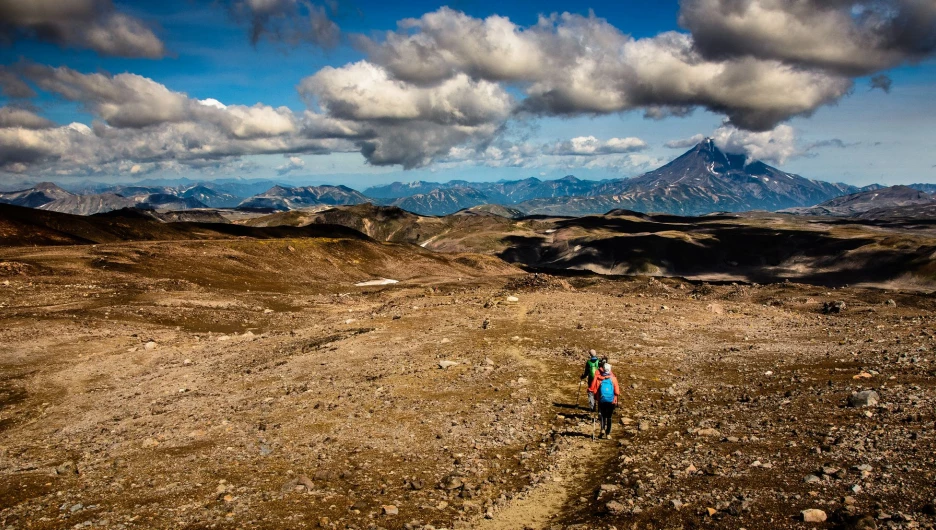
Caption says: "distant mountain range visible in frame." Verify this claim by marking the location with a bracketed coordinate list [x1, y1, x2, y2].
[784, 185, 936, 218]
[5, 140, 936, 217]
[237, 185, 369, 211]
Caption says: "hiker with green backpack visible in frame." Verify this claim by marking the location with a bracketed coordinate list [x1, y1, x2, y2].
[587, 363, 621, 439]
[579, 350, 601, 411]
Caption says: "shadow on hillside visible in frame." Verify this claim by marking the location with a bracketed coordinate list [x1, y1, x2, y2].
[0, 204, 370, 246]
[497, 221, 936, 287]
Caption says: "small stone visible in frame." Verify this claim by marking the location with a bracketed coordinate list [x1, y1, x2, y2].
[506, 296, 519, 303]
[671, 499, 683, 511]
[885, 299, 897, 307]
[441, 476, 463, 490]
[638, 421, 650, 431]
[605, 500, 626, 515]
[696, 428, 720, 437]
[55, 461, 78, 476]
[848, 390, 880, 408]
[440, 338, 451, 344]
[438, 360, 458, 370]
[804, 475, 822, 484]
[144, 341, 157, 351]
[707, 507, 717, 516]
[802, 509, 827, 523]
[382, 505, 399, 516]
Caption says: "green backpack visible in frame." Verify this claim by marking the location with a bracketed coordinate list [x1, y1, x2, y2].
[586, 358, 600, 379]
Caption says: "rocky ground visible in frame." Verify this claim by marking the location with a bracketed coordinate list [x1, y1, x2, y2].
[2, 239, 936, 530]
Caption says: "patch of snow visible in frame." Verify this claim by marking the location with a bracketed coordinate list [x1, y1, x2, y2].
[544, 229, 556, 233]
[355, 278, 399, 287]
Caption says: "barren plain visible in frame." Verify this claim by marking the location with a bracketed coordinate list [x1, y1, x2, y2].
[2, 212, 936, 530]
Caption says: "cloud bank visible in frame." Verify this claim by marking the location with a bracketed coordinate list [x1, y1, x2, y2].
[0, 0, 165, 58]
[2, 1, 934, 178]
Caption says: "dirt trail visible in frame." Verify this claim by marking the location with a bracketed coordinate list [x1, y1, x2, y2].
[477, 303, 619, 530]
[474, 399, 611, 530]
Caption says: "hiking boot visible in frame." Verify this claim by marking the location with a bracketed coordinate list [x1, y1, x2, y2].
[605, 433, 613, 440]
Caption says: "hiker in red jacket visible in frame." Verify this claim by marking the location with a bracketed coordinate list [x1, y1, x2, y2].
[588, 363, 620, 439]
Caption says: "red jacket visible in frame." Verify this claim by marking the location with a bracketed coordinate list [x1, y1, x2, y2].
[588, 370, 620, 404]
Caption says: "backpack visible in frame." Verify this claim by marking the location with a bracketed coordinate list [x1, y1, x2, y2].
[598, 377, 615, 403]
[586, 358, 600, 379]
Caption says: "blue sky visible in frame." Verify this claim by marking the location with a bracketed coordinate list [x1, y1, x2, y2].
[0, 0, 934, 189]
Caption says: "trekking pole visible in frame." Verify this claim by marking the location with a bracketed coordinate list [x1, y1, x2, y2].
[592, 410, 597, 440]
[576, 380, 583, 409]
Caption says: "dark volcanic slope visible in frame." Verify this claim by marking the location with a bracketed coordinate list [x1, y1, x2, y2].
[492, 210, 936, 287]
[0, 203, 369, 246]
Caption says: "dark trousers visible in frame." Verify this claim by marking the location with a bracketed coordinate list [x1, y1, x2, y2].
[598, 402, 615, 434]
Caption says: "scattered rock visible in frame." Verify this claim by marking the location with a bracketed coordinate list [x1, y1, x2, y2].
[382, 505, 399, 516]
[54, 461, 78, 476]
[605, 500, 626, 515]
[506, 296, 519, 303]
[802, 509, 827, 523]
[822, 301, 846, 314]
[438, 360, 458, 370]
[144, 341, 157, 351]
[441, 476, 463, 490]
[696, 428, 720, 437]
[848, 390, 880, 408]
[885, 299, 897, 307]
[851, 514, 879, 529]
